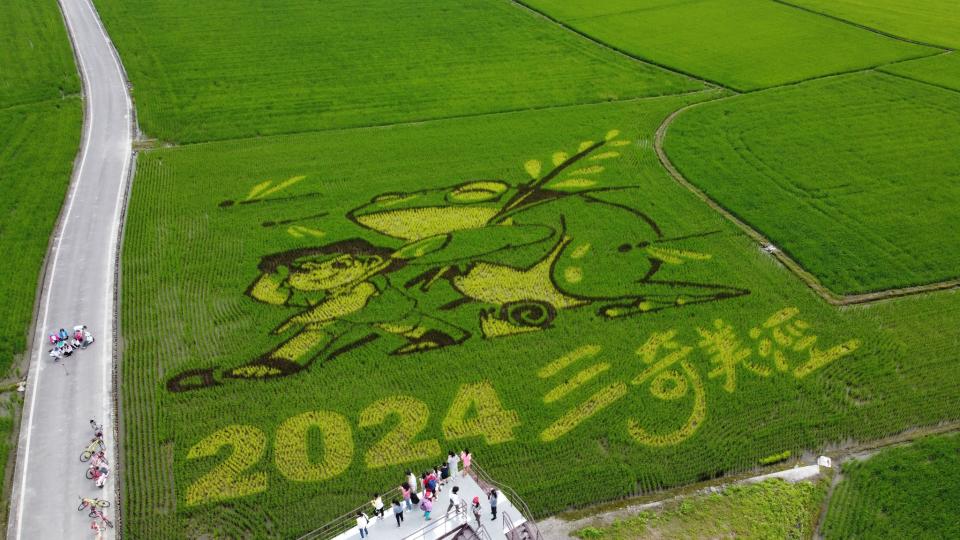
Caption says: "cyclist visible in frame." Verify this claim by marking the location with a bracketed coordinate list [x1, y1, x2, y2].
[90, 420, 104, 439]
[94, 466, 109, 489]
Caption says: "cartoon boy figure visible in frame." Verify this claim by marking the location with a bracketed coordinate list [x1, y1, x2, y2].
[166, 238, 468, 391]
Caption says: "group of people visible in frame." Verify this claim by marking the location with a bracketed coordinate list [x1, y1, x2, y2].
[48, 325, 94, 360]
[355, 449, 499, 538]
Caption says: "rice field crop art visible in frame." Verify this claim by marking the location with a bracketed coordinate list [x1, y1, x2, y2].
[166, 129, 750, 393]
[120, 100, 960, 537]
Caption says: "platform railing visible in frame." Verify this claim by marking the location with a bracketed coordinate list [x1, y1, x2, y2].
[296, 486, 402, 540]
[403, 509, 467, 540]
[471, 465, 542, 540]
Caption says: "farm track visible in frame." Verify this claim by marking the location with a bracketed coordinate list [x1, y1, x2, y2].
[654, 98, 960, 306]
[6, 0, 134, 538]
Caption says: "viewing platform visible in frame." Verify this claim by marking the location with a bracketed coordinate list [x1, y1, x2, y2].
[300, 464, 542, 540]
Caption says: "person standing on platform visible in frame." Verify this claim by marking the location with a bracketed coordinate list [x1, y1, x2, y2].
[392, 499, 404, 527]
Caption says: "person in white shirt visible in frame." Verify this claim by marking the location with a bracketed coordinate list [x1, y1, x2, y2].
[446, 486, 464, 519]
[356, 512, 370, 538]
[371, 493, 385, 519]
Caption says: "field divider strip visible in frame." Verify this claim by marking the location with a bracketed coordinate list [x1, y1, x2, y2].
[771, 0, 953, 51]
[0, 94, 82, 114]
[158, 89, 722, 149]
[875, 65, 960, 96]
[555, 419, 960, 528]
[509, 0, 735, 93]
[654, 101, 960, 306]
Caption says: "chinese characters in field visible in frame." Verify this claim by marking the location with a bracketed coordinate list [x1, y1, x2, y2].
[538, 307, 861, 446]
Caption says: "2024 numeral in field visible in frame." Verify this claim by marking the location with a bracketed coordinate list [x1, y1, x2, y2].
[185, 382, 519, 506]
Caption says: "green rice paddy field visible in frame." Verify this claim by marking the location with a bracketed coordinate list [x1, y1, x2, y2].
[92, 0, 703, 144]
[522, 0, 939, 90]
[0, 1, 82, 376]
[823, 433, 960, 538]
[881, 52, 960, 92]
[788, 0, 960, 48]
[0, 0, 81, 527]
[664, 72, 960, 295]
[95, 0, 960, 537]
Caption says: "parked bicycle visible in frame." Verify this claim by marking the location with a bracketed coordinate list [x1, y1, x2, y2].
[78, 496, 111, 513]
[89, 508, 114, 528]
[80, 437, 105, 462]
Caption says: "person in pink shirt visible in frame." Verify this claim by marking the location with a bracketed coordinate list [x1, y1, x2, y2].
[460, 448, 472, 477]
[401, 482, 413, 510]
[421, 496, 433, 521]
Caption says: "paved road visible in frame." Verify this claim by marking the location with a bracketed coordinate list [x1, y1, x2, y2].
[6, 0, 133, 538]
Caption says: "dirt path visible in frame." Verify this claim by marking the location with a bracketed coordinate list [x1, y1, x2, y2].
[654, 101, 960, 307]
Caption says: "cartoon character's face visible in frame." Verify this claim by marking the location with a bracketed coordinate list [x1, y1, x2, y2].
[287, 253, 384, 291]
[348, 181, 515, 240]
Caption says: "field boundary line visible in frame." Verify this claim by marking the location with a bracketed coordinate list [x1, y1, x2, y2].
[654, 100, 960, 306]
[771, 0, 953, 51]
[0, 94, 82, 115]
[812, 469, 842, 540]
[548, 419, 960, 532]
[508, 0, 734, 93]
[876, 64, 960, 96]
[735, 48, 949, 95]
[160, 89, 723, 149]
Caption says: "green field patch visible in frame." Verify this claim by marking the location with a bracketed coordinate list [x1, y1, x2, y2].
[882, 52, 960, 92]
[0, 100, 82, 374]
[93, 0, 702, 144]
[823, 433, 960, 538]
[573, 478, 827, 539]
[121, 96, 960, 537]
[523, 0, 936, 91]
[664, 72, 960, 295]
[788, 0, 960, 48]
[0, 0, 80, 108]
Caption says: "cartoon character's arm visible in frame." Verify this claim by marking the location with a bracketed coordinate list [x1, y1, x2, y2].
[246, 269, 292, 306]
[273, 281, 378, 334]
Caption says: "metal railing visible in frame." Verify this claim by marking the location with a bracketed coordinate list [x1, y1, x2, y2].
[471, 464, 543, 540]
[475, 524, 493, 540]
[402, 509, 468, 540]
[502, 511, 515, 536]
[297, 486, 402, 540]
